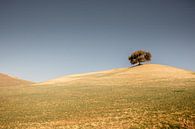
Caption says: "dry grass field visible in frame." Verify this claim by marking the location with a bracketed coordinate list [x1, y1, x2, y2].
[0, 73, 32, 87]
[0, 64, 195, 129]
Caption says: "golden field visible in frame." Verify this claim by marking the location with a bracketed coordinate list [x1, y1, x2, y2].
[0, 64, 195, 128]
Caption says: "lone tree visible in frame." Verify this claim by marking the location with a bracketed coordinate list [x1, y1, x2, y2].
[128, 50, 152, 65]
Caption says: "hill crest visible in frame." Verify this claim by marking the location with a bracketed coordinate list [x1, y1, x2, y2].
[38, 64, 195, 85]
[0, 73, 33, 86]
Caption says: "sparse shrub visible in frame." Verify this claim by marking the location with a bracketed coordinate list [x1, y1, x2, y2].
[128, 50, 152, 65]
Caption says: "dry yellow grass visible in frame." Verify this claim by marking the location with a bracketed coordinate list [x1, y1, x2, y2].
[0, 73, 33, 86]
[1, 64, 195, 129]
[38, 64, 195, 86]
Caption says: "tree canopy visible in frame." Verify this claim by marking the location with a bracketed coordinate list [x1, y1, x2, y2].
[128, 50, 152, 65]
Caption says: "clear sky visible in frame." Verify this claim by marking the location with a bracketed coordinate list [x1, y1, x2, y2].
[0, 0, 194, 82]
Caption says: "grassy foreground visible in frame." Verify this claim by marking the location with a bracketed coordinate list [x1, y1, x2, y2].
[0, 65, 195, 128]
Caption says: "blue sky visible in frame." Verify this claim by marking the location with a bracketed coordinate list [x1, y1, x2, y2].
[0, 0, 194, 82]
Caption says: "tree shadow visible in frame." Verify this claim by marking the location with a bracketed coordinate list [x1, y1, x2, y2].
[128, 64, 143, 69]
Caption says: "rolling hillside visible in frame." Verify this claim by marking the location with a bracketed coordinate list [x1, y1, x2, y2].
[0, 64, 195, 129]
[39, 64, 195, 85]
[0, 73, 32, 86]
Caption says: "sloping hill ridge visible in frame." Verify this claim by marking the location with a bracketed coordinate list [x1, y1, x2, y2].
[1, 64, 195, 128]
[0, 73, 32, 86]
[39, 64, 195, 85]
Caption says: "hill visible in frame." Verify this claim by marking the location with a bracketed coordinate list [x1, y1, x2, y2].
[39, 64, 195, 85]
[0, 73, 32, 86]
[1, 64, 195, 129]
